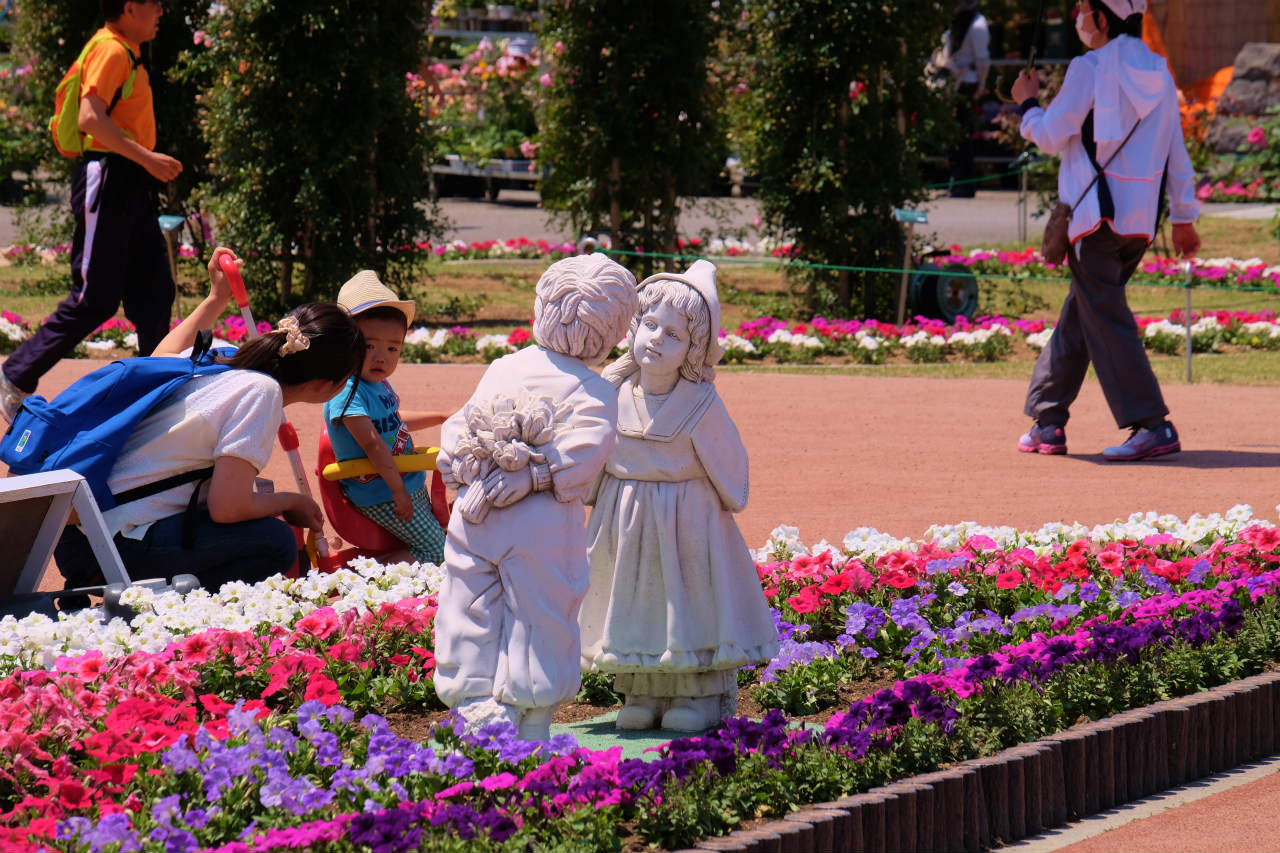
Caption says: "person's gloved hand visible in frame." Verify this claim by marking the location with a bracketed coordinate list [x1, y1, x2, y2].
[1171, 222, 1201, 258]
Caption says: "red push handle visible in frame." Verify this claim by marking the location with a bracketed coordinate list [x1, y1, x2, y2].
[217, 252, 250, 310]
[278, 421, 300, 452]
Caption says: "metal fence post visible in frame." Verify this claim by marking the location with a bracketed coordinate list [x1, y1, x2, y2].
[1018, 168, 1029, 244]
[1185, 261, 1193, 383]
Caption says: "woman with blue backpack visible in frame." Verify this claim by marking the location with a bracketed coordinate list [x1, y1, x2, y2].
[52, 247, 365, 598]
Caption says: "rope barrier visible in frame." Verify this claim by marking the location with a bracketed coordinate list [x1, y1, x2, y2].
[599, 247, 1280, 295]
[923, 164, 1035, 189]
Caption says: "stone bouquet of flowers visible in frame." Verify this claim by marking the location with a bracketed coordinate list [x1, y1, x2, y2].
[448, 392, 565, 523]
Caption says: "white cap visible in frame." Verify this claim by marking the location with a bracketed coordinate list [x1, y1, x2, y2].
[638, 259, 723, 366]
[1098, 0, 1146, 17]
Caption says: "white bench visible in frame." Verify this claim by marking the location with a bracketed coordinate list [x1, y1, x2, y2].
[0, 469, 130, 598]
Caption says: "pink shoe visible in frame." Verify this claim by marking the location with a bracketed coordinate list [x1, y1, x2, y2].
[1017, 423, 1067, 455]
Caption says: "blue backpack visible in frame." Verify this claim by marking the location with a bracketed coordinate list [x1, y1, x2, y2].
[0, 333, 236, 511]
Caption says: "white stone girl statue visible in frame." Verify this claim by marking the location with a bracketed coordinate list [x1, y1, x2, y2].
[579, 259, 778, 731]
[433, 253, 639, 742]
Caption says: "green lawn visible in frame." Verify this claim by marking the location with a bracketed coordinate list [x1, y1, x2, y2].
[5, 215, 1279, 385]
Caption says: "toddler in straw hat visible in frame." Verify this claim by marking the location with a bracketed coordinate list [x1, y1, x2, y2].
[323, 270, 452, 564]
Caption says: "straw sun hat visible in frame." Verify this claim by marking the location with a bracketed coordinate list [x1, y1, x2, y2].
[337, 270, 416, 327]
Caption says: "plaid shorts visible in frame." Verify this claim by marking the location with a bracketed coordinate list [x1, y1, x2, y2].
[354, 485, 445, 564]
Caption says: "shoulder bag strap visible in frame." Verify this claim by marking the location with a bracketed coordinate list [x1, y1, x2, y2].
[1067, 114, 1143, 214]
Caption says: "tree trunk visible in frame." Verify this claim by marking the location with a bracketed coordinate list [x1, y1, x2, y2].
[609, 155, 622, 257]
[661, 175, 678, 273]
[302, 221, 315, 300]
[277, 244, 293, 311]
[368, 140, 379, 265]
[836, 98, 852, 309]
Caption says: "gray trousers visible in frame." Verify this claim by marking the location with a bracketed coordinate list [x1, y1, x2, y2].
[1024, 225, 1168, 430]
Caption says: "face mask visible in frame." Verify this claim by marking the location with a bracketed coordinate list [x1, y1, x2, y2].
[1075, 10, 1102, 49]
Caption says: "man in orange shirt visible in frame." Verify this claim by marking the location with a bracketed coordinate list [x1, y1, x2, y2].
[1, 0, 184, 422]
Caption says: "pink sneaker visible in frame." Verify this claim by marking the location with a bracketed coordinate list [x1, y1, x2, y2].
[1017, 422, 1067, 455]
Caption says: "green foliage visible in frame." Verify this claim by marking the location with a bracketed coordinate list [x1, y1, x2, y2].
[729, 0, 950, 318]
[1202, 105, 1280, 200]
[9, 1, 442, 316]
[537, 0, 729, 278]
[174, 0, 441, 310]
[752, 655, 846, 715]
[720, 281, 801, 320]
[16, 268, 70, 295]
[576, 670, 621, 705]
[426, 37, 542, 165]
[5, 0, 213, 238]
[417, 291, 488, 324]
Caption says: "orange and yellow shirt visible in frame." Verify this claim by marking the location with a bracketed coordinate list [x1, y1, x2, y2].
[79, 27, 155, 151]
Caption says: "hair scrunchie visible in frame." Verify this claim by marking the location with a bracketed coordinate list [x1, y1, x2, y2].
[276, 315, 311, 356]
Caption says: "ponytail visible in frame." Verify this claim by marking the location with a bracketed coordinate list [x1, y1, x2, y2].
[217, 303, 364, 388]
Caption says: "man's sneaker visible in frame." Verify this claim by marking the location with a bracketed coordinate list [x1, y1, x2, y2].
[1102, 421, 1181, 461]
[0, 371, 29, 425]
[1017, 422, 1067, 455]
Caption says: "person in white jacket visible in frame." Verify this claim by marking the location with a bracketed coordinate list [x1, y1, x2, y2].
[1011, 0, 1201, 462]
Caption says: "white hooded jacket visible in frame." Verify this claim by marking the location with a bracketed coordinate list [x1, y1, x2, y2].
[1020, 34, 1200, 245]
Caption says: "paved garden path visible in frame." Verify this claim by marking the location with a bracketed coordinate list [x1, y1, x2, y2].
[9, 347, 1280, 851]
[17, 358, 1280, 553]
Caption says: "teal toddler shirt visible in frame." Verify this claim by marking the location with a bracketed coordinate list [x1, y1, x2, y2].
[323, 377, 426, 507]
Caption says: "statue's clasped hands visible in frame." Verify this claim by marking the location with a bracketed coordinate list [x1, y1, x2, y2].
[483, 465, 534, 508]
[451, 394, 561, 522]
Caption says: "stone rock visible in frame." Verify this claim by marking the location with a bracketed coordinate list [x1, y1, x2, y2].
[1231, 43, 1280, 83]
[1206, 120, 1251, 155]
[1205, 42, 1280, 154]
[1219, 78, 1280, 117]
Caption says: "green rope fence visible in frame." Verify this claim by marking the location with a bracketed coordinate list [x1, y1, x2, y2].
[600, 248, 1280, 294]
[923, 165, 1034, 190]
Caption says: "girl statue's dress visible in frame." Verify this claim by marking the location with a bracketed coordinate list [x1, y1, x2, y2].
[579, 260, 778, 732]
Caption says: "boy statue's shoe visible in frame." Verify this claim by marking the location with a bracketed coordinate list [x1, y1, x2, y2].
[1102, 421, 1181, 461]
[1017, 422, 1067, 455]
[0, 371, 30, 425]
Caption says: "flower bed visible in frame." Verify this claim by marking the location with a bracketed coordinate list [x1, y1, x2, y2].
[6, 506, 1280, 851]
[8, 306, 1280, 369]
[5, 238, 1279, 291]
[1196, 177, 1280, 203]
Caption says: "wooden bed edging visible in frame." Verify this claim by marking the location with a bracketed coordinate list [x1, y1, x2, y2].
[670, 669, 1280, 853]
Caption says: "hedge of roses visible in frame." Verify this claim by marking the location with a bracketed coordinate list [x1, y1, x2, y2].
[5, 506, 1280, 851]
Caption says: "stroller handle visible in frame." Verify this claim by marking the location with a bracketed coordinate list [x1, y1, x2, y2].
[321, 446, 440, 481]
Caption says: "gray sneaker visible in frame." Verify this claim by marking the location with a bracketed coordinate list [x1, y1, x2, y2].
[1102, 422, 1181, 461]
[0, 371, 30, 425]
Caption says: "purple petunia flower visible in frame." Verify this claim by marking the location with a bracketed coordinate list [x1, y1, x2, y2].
[86, 813, 141, 853]
[1114, 588, 1142, 608]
